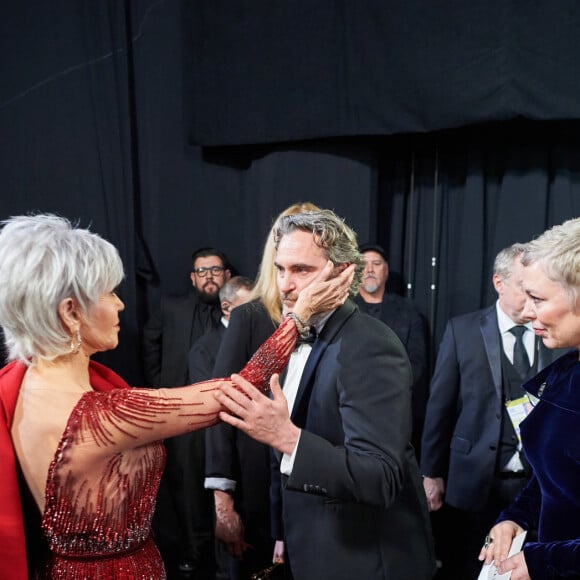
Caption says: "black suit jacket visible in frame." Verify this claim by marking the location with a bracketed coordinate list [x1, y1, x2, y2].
[205, 300, 277, 529]
[354, 293, 429, 452]
[272, 301, 436, 580]
[420, 304, 566, 511]
[142, 291, 221, 387]
[188, 324, 226, 384]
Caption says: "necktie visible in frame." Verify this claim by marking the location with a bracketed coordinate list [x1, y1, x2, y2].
[509, 325, 531, 378]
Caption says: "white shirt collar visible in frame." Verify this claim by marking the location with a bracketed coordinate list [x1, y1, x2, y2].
[495, 300, 532, 334]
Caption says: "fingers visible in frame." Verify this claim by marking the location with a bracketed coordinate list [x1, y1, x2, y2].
[230, 373, 261, 398]
[311, 260, 335, 283]
[215, 376, 263, 426]
[270, 374, 283, 399]
[478, 522, 518, 565]
[497, 552, 527, 577]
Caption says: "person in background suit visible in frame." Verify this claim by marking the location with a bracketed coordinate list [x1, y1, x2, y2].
[187, 275, 253, 580]
[215, 209, 436, 580]
[206, 202, 320, 580]
[479, 217, 580, 580]
[420, 243, 566, 580]
[355, 242, 429, 456]
[188, 276, 254, 384]
[143, 247, 231, 578]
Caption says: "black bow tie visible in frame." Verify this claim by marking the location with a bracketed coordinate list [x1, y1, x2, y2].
[296, 326, 317, 347]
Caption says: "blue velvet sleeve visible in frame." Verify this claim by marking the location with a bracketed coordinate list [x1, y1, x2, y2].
[497, 451, 580, 578]
[523, 539, 580, 579]
[496, 475, 541, 532]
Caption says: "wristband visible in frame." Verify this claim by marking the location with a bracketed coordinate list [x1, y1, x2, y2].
[286, 312, 310, 338]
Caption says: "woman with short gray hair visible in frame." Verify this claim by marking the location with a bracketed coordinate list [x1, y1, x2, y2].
[480, 217, 580, 579]
[0, 213, 353, 579]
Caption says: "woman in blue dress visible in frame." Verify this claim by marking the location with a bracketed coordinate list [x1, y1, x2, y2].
[480, 217, 580, 579]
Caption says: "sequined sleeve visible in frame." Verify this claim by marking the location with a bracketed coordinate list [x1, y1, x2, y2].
[81, 314, 299, 449]
[236, 312, 298, 392]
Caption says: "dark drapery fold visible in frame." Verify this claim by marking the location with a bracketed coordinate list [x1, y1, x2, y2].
[189, 0, 580, 146]
[375, 121, 580, 360]
[1, 1, 580, 384]
[0, 1, 144, 382]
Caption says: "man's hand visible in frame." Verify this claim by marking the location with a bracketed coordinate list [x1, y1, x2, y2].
[215, 373, 300, 455]
[422, 476, 445, 511]
[214, 490, 251, 559]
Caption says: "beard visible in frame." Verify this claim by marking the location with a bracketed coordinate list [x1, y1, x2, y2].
[280, 292, 299, 315]
[198, 283, 220, 304]
[362, 276, 381, 294]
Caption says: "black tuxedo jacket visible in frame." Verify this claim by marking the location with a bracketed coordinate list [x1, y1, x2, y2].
[188, 324, 226, 384]
[142, 291, 221, 387]
[420, 304, 565, 510]
[354, 292, 429, 451]
[272, 300, 436, 580]
[206, 300, 277, 531]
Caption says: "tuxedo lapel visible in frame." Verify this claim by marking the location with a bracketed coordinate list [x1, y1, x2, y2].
[480, 306, 502, 399]
[291, 301, 356, 427]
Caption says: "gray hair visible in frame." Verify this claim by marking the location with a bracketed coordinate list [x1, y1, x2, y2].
[272, 209, 364, 295]
[219, 275, 254, 303]
[0, 214, 124, 363]
[521, 217, 580, 307]
[493, 242, 527, 280]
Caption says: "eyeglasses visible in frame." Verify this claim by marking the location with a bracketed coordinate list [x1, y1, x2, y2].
[192, 266, 226, 277]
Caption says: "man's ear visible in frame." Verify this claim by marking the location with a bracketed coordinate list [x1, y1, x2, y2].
[224, 269, 232, 282]
[334, 262, 350, 275]
[492, 273, 503, 294]
[58, 297, 81, 333]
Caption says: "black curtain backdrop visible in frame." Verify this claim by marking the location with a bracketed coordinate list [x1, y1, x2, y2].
[190, 0, 580, 146]
[1, 0, 580, 384]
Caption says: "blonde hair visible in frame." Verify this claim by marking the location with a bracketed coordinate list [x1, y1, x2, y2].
[250, 202, 320, 323]
[521, 217, 580, 308]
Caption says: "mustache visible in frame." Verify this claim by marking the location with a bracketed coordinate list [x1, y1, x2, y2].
[281, 292, 299, 302]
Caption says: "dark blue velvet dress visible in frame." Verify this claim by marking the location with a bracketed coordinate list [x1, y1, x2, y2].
[498, 349, 580, 579]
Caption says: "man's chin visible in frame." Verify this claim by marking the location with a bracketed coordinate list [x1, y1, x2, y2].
[362, 284, 380, 294]
[199, 290, 219, 304]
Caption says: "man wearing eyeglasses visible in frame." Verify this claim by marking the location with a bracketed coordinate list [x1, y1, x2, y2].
[143, 246, 231, 578]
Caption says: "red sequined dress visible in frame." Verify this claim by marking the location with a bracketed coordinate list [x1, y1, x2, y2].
[1, 315, 298, 580]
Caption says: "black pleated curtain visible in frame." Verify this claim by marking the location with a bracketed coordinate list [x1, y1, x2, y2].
[1, 0, 580, 383]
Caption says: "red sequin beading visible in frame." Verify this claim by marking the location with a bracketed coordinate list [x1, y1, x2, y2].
[37, 315, 299, 578]
[237, 314, 298, 392]
[41, 389, 169, 579]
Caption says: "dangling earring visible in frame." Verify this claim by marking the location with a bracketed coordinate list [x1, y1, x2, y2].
[70, 329, 82, 355]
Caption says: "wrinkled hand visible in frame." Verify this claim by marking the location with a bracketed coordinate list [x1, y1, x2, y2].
[215, 374, 300, 456]
[273, 540, 285, 564]
[293, 261, 355, 322]
[423, 476, 445, 512]
[214, 490, 251, 559]
[478, 520, 525, 566]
